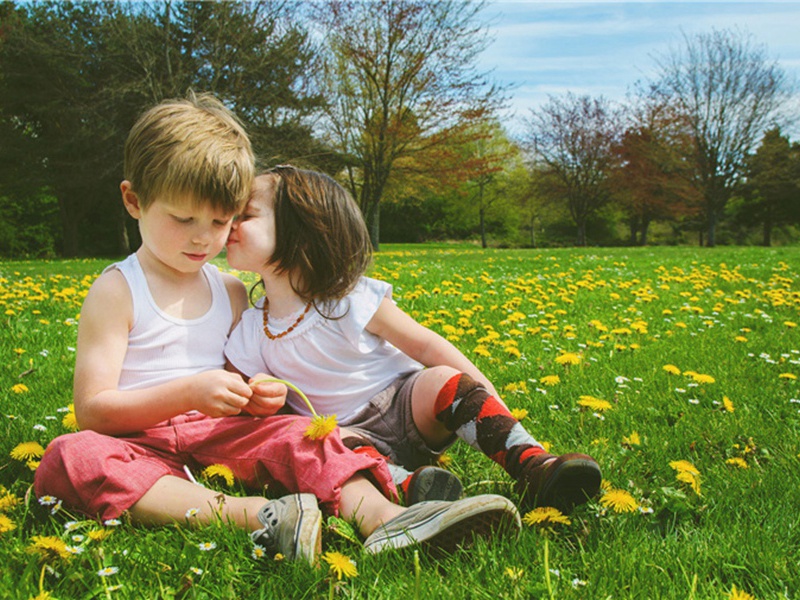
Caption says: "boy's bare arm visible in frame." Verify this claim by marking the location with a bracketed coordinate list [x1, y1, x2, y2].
[366, 298, 500, 398]
[74, 271, 253, 435]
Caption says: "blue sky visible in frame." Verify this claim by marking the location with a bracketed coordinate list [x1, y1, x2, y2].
[478, 1, 800, 132]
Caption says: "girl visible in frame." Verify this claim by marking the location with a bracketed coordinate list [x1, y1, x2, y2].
[225, 166, 602, 513]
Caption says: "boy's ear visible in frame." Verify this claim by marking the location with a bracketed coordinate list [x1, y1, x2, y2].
[120, 180, 142, 219]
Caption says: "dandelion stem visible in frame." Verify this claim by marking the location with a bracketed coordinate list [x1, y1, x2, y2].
[251, 377, 318, 417]
[414, 550, 421, 600]
[543, 536, 554, 600]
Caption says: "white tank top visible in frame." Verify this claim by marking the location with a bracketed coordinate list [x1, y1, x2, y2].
[111, 254, 233, 391]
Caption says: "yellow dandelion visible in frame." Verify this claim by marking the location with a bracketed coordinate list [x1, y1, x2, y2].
[510, 408, 528, 421]
[11, 383, 29, 394]
[722, 396, 734, 413]
[437, 453, 453, 467]
[504, 566, 525, 581]
[622, 432, 641, 447]
[599, 489, 638, 513]
[662, 364, 681, 375]
[323, 551, 358, 580]
[669, 460, 700, 475]
[62, 410, 79, 432]
[522, 506, 571, 526]
[577, 395, 613, 412]
[784, 321, 797, 329]
[0, 491, 21, 512]
[201, 464, 235, 487]
[734, 336, 748, 343]
[0, 514, 16, 533]
[10, 441, 45, 461]
[726, 457, 748, 469]
[691, 373, 715, 384]
[87, 528, 113, 542]
[555, 352, 581, 366]
[779, 373, 797, 380]
[540, 375, 561, 386]
[676, 471, 702, 495]
[27, 536, 71, 561]
[728, 585, 756, 600]
[305, 414, 338, 440]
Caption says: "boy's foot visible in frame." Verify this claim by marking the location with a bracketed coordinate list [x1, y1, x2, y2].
[404, 466, 463, 505]
[363, 494, 521, 555]
[250, 493, 322, 564]
[515, 453, 602, 513]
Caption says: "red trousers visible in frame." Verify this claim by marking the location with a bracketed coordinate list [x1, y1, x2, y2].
[34, 412, 396, 521]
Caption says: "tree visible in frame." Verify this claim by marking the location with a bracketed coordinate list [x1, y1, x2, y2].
[650, 28, 792, 246]
[522, 93, 622, 246]
[312, 0, 503, 249]
[611, 98, 701, 245]
[736, 127, 800, 246]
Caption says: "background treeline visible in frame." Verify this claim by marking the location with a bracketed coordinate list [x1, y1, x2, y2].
[1, 0, 798, 258]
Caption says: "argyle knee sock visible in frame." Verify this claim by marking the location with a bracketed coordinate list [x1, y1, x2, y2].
[433, 373, 546, 479]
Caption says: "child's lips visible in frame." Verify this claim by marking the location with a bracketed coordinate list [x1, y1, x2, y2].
[185, 252, 207, 261]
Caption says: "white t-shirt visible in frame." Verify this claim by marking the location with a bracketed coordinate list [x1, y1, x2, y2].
[113, 254, 233, 391]
[225, 277, 422, 424]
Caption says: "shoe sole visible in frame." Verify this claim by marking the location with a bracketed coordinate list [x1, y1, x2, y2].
[292, 493, 323, 565]
[406, 467, 463, 505]
[536, 459, 602, 513]
[366, 495, 521, 555]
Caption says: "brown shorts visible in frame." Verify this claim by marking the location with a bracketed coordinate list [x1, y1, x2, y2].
[340, 370, 457, 469]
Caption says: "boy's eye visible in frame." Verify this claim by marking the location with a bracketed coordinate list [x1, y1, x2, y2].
[173, 216, 192, 224]
[214, 218, 232, 226]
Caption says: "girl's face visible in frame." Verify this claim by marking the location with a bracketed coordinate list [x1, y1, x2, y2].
[226, 174, 277, 274]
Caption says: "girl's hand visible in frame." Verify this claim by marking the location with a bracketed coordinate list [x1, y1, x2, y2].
[191, 370, 253, 417]
[246, 376, 287, 417]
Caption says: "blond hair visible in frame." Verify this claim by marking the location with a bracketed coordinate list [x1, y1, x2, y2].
[124, 92, 254, 212]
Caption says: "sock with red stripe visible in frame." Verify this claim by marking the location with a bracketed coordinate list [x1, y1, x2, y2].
[433, 373, 546, 479]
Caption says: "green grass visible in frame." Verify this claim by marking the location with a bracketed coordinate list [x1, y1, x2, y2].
[1, 245, 799, 599]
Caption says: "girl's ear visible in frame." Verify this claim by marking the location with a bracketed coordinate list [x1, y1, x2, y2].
[120, 180, 142, 219]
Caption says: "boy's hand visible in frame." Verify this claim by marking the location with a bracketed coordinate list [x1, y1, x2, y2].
[246, 377, 287, 417]
[192, 370, 253, 417]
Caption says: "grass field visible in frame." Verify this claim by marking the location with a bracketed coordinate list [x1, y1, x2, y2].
[1, 245, 799, 599]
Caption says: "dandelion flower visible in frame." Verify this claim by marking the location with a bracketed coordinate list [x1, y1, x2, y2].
[691, 373, 715, 384]
[555, 352, 581, 366]
[437, 453, 453, 467]
[599, 489, 638, 513]
[676, 471, 702, 495]
[10, 441, 45, 461]
[61, 410, 79, 432]
[27, 536, 71, 561]
[201, 464, 235, 486]
[522, 506, 571, 526]
[622, 432, 641, 447]
[669, 460, 700, 475]
[0, 491, 21, 512]
[779, 373, 797, 380]
[662, 364, 681, 375]
[87, 529, 113, 542]
[504, 566, 525, 580]
[198, 541, 217, 551]
[304, 414, 338, 440]
[728, 585, 756, 600]
[726, 457, 748, 469]
[0, 514, 16, 533]
[540, 375, 561, 386]
[323, 551, 358, 580]
[722, 396, 735, 413]
[577, 396, 612, 412]
[510, 408, 528, 421]
[97, 566, 119, 577]
[784, 321, 797, 329]
[11, 383, 29, 394]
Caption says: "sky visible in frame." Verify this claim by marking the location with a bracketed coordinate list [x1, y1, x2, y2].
[478, 1, 800, 133]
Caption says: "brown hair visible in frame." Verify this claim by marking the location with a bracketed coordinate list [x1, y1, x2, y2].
[264, 165, 372, 303]
[124, 92, 254, 213]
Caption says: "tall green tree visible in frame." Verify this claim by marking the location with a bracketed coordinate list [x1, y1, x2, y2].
[312, 0, 503, 249]
[650, 28, 792, 246]
[736, 128, 800, 246]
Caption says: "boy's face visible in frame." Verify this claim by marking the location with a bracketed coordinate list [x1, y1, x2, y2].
[125, 185, 236, 274]
[226, 174, 277, 274]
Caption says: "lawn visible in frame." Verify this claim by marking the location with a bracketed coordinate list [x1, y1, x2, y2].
[1, 245, 799, 599]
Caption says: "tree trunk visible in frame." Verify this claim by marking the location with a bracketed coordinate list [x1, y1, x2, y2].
[706, 211, 717, 247]
[763, 218, 772, 247]
[640, 218, 651, 246]
[479, 207, 487, 249]
[576, 218, 586, 246]
[367, 201, 380, 251]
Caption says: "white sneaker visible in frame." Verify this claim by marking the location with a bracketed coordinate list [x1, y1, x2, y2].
[250, 494, 322, 564]
[363, 494, 520, 554]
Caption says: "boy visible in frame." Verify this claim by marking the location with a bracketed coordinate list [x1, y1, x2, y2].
[34, 93, 521, 564]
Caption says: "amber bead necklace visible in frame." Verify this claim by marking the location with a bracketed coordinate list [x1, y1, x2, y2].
[261, 296, 312, 340]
